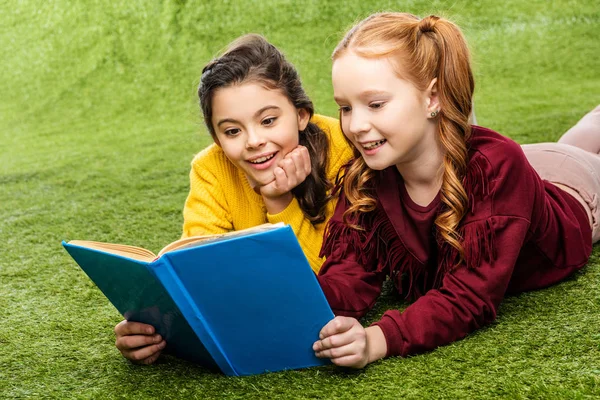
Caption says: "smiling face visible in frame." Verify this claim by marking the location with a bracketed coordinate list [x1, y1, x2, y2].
[211, 82, 310, 187]
[332, 51, 439, 172]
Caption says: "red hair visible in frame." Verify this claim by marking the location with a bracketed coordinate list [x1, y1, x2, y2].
[333, 12, 474, 264]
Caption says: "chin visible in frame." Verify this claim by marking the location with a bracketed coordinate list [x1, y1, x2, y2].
[363, 160, 391, 171]
[250, 174, 274, 187]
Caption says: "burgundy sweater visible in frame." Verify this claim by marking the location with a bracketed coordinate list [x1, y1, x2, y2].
[317, 126, 592, 358]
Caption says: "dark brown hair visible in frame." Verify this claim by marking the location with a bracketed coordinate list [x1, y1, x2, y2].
[198, 34, 332, 224]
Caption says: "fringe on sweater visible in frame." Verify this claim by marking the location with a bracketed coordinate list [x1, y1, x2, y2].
[436, 153, 497, 284]
[321, 154, 498, 298]
[320, 207, 429, 299]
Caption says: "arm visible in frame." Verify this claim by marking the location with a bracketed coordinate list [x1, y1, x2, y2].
[315, 131, 539, 366]
[114, 147, 234, 364]
[312, 194, 388, 368]
[373, 216, 530, 357]
[314, 247, 388, 368]
[317, 246, 385, 318]
[182, 147, 234, 238]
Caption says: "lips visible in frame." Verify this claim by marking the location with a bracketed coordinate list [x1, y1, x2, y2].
[361, 139, 387, 150]
[247, 152, 276, 164]
[245, 151, 279, 171]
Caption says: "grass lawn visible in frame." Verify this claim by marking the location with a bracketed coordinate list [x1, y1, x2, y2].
[2, 0, 599, 398]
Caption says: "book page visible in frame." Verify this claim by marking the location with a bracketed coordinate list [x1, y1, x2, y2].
[67, 240, 156, 263]
[157, 222, 285, 257]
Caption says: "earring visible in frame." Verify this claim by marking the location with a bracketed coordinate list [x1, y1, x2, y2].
[430, 110, 438, 117]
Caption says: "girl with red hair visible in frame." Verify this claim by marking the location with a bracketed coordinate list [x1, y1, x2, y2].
[313, 12, 600, 368]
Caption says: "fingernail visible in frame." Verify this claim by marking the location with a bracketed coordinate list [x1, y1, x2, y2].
[158, 341, 166, 349]
[153, 334, 161, 342]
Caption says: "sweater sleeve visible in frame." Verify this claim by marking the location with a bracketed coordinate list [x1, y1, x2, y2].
[373, 135, 540, 357]
[181, 147, 234, 238]
[372, 216, 530, 357]
[317, 191, 387, 317]
[317, 244, 386, 318]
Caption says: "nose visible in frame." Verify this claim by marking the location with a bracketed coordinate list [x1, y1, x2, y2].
[346, 109, 370, 136]
[245, 127, 266, 149]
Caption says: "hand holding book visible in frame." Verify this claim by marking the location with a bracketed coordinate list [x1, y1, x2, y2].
[114, 320, 166, 365]
[63, 223, 334, 375]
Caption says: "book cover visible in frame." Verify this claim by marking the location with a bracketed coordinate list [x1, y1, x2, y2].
[62, 225, 334, 376]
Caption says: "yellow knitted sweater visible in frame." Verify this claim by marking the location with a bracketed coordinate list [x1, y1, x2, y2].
[182, 114, 352, 273]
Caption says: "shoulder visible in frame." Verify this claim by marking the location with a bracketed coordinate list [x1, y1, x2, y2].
[190, 143, 237, 179]
[311, 114, 345, 147]
[468, 126, 526, 164]
[311, 114, 340, 136]
[467, 125, 531, 180]
[464, 126, 538, 219]
[311, 114, 354, 175]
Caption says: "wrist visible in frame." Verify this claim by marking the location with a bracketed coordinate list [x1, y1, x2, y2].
[365, 326, 387, 363]
[262, 192, 294, 215]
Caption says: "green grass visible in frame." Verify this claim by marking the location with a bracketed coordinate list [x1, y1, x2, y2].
[1, 0, 599, 398]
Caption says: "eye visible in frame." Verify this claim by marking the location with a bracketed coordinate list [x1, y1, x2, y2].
[262, 117, 277, 126]
[369, 101, 385, 110]
[224, 128, 241, 136]
[338, 106, 352, 114]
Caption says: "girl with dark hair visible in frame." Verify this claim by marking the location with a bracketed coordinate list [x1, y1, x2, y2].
[114, 34, 352, 364]
[312, 12, 600, 368]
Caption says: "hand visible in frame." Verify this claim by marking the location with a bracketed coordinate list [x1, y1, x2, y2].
[259, 146, 311, 213]
[313, 316, 387, 369]
[114, 320, 166, 365]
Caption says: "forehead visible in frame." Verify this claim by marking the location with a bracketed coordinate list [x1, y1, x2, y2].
[332, 51, 422, 100]
[333, 52, 398, 80]
[211, 82, 292, 116]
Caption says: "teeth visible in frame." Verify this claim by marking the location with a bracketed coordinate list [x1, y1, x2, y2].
[249, 154, 275, 164]
[363, 139, 386, 150]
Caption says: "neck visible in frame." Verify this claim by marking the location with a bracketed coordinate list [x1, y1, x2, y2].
[396, 133, 444, 189]
[396, 131, 445, 207]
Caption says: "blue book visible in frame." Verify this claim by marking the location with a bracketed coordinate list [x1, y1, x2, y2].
[62, 224, 334, 376]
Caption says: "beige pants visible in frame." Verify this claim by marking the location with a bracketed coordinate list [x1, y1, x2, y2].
[521, 105, 600, 243]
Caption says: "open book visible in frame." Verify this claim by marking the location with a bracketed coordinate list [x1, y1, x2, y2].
[67, 223, 282, 262]
[62, 223, 334, 376]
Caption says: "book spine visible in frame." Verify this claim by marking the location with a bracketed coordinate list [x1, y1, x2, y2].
[150, 257, 237, 376]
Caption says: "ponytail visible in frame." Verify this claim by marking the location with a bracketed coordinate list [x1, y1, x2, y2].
[333, 12, 475, 263]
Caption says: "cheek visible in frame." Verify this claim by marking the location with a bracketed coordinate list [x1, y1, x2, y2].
[340, 116, 352, 139]
[281, 125, 300, 148]
[219, 141, 244, 163]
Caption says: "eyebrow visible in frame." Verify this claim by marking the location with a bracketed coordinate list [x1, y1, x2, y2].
[359, 90, 390, 99]
[216, 105, 281, 127]
[334, 90, 390, 103]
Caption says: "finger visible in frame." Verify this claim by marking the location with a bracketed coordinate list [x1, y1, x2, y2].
[319, 316, 355, 340]
[315, 342, 361, 360]
[115, 320, 155, 336]
[329, 354, 368, 369]
[299, 146, 311, 176]
[273, 167, 288, 191]
[279, 158, 297, 183]
[116, 333, 163, 351]
[141, 351, 163, 365]
[122, 341, 166, 363]
[315, 326, 364, 352]
[289, 150, 309, 180]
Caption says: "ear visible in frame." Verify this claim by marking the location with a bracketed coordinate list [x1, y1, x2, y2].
[425, 78, 440, 118]
[297, 108, 311, 131]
